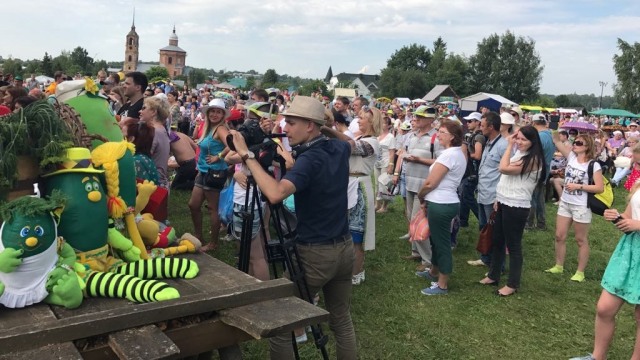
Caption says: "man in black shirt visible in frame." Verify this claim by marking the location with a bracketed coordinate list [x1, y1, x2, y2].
[117, 71, 148, 120]
[460, 112, 486, 228]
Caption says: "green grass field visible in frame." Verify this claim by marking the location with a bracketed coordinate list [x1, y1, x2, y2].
[168, 185, 637, 360]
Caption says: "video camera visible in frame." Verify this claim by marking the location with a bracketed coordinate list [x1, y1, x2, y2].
[226, 102, 286, 172]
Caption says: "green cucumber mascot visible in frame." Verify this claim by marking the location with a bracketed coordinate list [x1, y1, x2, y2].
[44, 147, 199, 303]
[0, 191, 84, 309]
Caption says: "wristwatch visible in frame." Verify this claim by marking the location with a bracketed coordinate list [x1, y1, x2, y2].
[241, 151, 256, 162]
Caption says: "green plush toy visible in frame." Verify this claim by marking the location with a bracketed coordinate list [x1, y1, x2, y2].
[44, 147, 199, 303]
[0, 192, 83, 309]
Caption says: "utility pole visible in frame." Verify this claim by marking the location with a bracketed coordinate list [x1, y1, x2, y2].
[599, 81, 608, 109]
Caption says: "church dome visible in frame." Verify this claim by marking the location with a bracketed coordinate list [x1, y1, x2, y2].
[169, 27, 178, 41]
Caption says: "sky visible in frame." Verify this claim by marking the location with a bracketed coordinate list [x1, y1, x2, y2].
[2, 0, 639, 96]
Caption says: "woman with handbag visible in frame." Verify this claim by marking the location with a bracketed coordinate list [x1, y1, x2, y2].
[416, 119, 466, 296]
[478, 126, 546, 296]
[188, 99, 230, 252]
[545, 134, 604, 282]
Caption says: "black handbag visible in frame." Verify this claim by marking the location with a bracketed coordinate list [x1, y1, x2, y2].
[205, 169, 227, 188]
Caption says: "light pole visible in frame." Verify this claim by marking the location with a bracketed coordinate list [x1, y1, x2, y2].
[599, 81, 608, 109]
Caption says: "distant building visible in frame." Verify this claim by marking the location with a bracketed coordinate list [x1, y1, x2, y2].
[159, 26, 187, 78]
[123, 14, 139, 72]
[121, 11, 187, 79]
[325, 67, 380, 98]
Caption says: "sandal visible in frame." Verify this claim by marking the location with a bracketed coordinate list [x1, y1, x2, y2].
[495, 287, 517, 297]
[478, 277, 499, 286]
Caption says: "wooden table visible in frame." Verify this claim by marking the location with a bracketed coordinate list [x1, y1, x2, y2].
[0, 253, 329, 359]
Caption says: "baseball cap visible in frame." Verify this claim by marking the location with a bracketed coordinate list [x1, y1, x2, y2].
[500, 112, 515, 125]
[463, 112, 482, 122]
[532, 114, 546, 123]
[414, 105, 437, 118]
[400, 122, 412, 131]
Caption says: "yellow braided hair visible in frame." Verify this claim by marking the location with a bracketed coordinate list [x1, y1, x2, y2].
[91, 141, 136, 218]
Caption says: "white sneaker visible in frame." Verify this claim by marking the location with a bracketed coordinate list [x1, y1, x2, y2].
[352, 271, 365, 285]
[467, 259, 486, 266]
[398, 233, 410, 240]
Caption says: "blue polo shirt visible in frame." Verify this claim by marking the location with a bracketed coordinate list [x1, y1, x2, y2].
[283, 138, 350, 244]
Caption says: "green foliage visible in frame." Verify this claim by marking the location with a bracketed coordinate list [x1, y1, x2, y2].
[69, 47, 93, 74]
[42, 52, 53, 77]
[554, 94, 571, 107]
[379, 67, 429, 99]
[386, 43, 431, 71]
[530, 95, 556, 108]
[92, 60, 108, 75]
[613, 38, 640, 113]
[145, 66, 169, 81]
[468, 31, 544, 103]
[245, 76, 256, 90]
[0, 101, 74, 191]
[262, 69, 279, 87]
[0, 190, 65, 224]
[188, 69, 207, 87]
[297, 79, 328, 97]
[1, 58, 23, 77]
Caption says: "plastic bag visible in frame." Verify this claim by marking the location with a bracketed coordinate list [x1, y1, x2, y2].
[218, 178, 235, 225]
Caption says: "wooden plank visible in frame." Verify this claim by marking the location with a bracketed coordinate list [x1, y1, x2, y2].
[81, 317, 254, 360]
[0, 303, 56, 331]
[108, 325, 179, 360]
[0, 342, 82, 360]
[51, 253, 258, 320]
[219, 297, 330, 339]
[0, 278, 293, 355]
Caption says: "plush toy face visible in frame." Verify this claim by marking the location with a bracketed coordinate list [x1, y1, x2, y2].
[1, 212, 57, 257]
[45, 173, 108, 252]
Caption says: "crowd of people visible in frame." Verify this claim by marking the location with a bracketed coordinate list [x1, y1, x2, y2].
[5, 67, 640, 359]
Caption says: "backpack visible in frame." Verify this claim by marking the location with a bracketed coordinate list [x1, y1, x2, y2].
[587, 161, 613, 216]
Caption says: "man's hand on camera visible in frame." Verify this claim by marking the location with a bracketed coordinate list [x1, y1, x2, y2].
[229, 130, 249, 157]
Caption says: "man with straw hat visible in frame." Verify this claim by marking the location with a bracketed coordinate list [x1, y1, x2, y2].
[228, 96, 357, 359]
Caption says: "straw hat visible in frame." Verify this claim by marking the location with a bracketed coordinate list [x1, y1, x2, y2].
[281, 96, 326, 125]
[43, 147, 104, 177]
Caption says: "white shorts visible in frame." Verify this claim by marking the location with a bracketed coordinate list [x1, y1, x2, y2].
[557, 200, 592, 224]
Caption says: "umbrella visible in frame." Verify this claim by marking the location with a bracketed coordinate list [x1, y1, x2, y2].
[412, 98, 426, 104]
[560, 121, 597, 133]
[213, 91, 234, 100]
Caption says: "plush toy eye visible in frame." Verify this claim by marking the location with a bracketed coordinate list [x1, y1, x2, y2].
[85, 183, 93, 192]
[92, 181, 100, 191]
[34, 226, 44, 237]
[19, 227, 29, 237]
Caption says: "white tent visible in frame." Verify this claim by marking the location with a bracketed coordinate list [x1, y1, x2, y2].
[558, 108, 579, 114]
[459, 92, 517, 112]
[35, 75, 54, 84]
[411, 98, 426, 104]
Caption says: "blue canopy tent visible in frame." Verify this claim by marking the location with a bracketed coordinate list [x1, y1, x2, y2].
[459, 92, 518, 117]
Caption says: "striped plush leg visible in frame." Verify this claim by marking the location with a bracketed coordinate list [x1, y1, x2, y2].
[84, 271, 179, 302]
[114, 258, 199, 279]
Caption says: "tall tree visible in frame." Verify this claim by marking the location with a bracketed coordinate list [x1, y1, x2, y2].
[298, 79, 328, 97]
[188, 68, 207, 87]
[1, 58, 23, 76]
[468, 31, 543, 103]
[42, 52, 53, 76]
[379, 67, 429, 99]
[262, 69, 279, 87]
[433, 37, 447, 53]
[70, 46, 94, 74]
[386, 43, 431, 71]
[613, 38, 640, 113]
[51, 51, 71, 74]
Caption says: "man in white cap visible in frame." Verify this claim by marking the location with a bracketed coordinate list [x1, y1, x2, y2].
[229, 96, 357, 359]
[459, 112, 486, 228]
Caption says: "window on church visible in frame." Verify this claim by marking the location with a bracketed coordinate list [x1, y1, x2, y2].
[168, 57, 172, 65]
[128, 38, 133, 46]
[177, 58, 182, 65]
[128, 55, 132, 62]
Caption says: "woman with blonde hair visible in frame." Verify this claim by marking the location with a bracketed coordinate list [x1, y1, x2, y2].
[374, 116, 396, 213]
[571, 180, 640, 360]
[321, 105, 381, 285]
[139, 95, 171, 189]
[188, 98, 230, 252]
[546, 134, 604, 282]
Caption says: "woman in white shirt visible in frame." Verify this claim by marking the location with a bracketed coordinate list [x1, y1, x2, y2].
[416, 120, 466, 296]
[546, 134, 604, 282]
[479, 126, 546, 296]
[374, 116, 396, 213]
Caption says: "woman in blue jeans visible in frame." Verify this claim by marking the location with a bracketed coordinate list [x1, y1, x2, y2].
[479, 126, 547, 296]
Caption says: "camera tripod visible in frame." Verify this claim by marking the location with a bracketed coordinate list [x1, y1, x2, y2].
[237, 175, 329, 360]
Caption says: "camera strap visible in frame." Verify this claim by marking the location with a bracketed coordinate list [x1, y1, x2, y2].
[291, 135, 329, 159]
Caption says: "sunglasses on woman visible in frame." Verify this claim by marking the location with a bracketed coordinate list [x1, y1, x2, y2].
[573, 141, 584, 146]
